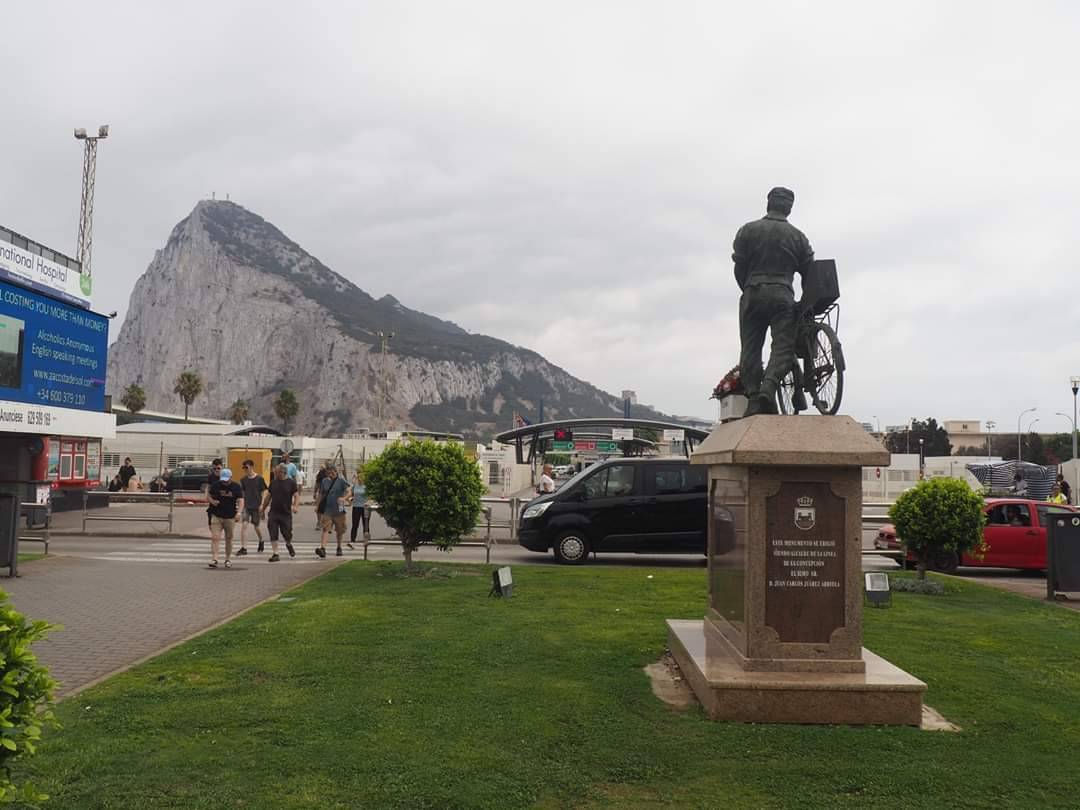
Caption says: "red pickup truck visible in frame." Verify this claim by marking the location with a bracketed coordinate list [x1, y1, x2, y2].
[875, 497, 1077, 573]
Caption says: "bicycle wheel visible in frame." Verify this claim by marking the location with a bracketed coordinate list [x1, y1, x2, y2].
[806, 323, 845, 415]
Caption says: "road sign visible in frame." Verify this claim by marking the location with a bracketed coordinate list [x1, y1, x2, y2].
[573, 440, 596, 451]
[611, 428, 633, 441]
[551, 440, 574, 451]
[596, 441, 619, 453]
[663, 429, 685, 442]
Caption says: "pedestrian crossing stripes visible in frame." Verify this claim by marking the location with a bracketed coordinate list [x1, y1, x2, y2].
[86, 541, 374, 565]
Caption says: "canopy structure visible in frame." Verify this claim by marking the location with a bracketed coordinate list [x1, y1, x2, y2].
[494, 418, 711, 464]
[965, 460, 1058, 500]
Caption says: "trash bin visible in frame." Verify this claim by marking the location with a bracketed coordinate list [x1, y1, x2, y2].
[1047, 515, 1080, 596]
[0, 492, 19, 578]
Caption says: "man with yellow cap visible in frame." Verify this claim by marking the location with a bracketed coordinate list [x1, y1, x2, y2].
[732, 187, 815, 416]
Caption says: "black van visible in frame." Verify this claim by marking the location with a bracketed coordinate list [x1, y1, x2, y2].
[518, 457, 707, 564]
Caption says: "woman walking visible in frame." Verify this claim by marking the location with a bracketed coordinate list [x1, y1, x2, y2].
[348, 469, 370, 549]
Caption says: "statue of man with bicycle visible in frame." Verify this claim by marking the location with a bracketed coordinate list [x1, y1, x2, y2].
[733, 187, 815, 417]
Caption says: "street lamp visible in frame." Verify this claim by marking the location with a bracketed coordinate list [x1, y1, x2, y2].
[985, 419, 996, 462]
[1017, 407, 1036, 462]
[918, 437, 925, 478]
[1020, 417, 1040, 462]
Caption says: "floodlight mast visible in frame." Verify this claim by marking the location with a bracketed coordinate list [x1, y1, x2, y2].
[74, 124, 109, 281]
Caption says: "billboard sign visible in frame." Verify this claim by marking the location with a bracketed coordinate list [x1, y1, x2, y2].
[0, 278, 109, 417]
[611, 428, 633, 441]
[0, 230, 90, 309]
[663, 429, 685, 442]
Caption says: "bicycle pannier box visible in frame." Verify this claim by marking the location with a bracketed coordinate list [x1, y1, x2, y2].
[802, 259, 839, 315]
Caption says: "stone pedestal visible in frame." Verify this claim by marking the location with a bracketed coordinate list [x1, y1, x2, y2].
[668, 415, 926, 725]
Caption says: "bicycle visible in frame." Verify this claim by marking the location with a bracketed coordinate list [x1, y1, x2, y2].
[776, 266, 845, 415]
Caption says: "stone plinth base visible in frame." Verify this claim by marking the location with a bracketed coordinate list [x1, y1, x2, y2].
[668, 620, 926, 726]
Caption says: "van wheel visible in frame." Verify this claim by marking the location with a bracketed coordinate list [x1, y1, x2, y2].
[553, 531, 590, 565]
[930, 551, 959, 574]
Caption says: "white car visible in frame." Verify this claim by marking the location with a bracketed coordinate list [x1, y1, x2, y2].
[554, 465, 576, 477]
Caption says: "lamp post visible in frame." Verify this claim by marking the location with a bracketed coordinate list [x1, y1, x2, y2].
[1017, 407, 1036, 462]
[985, 419, 996, 462]
[1072, 378, 1080, 495]
[918, 437, 925, 478]
[376, 330, 394, 432]
[1021, 416, 1040, 462]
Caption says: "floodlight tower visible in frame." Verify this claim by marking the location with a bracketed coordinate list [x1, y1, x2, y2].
[73, 125, 109, 280]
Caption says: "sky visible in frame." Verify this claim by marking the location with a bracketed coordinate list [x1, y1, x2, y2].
[1, 1, 1077, 430]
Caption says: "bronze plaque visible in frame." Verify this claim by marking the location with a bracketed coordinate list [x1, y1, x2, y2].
[765, 482, 845, 643]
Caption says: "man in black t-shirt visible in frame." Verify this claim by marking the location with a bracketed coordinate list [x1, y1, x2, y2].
[205, 458, 223, 532]
[207, 468, 244, 569]
[238, 459, 268, 556]
[261, 464, 299, 562]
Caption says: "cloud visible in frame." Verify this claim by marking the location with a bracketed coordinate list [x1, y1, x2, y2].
[1, 0, 1077, 429]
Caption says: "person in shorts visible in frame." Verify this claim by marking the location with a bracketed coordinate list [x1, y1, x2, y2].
[207, 467, 243, 569]
[238, 459, 268, 555]
[348, 468, 370, 549]
[205, 458, 223, 533]
[261, 463, 298, 562]
[316, 466, 349, 558]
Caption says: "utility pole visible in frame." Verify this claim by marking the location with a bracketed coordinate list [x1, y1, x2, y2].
[74, 125, 109, 280]
[377, 330, 394, 432]
[1017, 407, 1036, 463]
[985, 419, 995, 462]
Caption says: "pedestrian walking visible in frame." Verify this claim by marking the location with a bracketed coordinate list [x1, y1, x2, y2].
[537, 463, 555, 494]
[118, 457, 137, 490]
[207, 467, 244, 569]
[1011, 472, 1027, 497]
[1056, 473, 1072, 504]
[316, 465, 349, 558]
[238, 459, 268, 555]
[347, 468, 370, 549]
[261, 463, 298, 561]
[205, 458, 223, 534]
[282, 452, 299, 483]
[313, 460, 331, 529]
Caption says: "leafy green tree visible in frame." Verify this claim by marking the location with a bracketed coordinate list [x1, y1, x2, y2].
[363, 439, 485, 571]
[173, 371, 203, 422]
[119, 383, 146, 416]
[884, 418, 952, 457]
[0, 590, 59, 804]
[226, 399, 250, 425]
[889, 477, 985, 580]
[273, 389, 300, 433]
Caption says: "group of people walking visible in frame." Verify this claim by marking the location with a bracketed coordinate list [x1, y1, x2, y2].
[204, 454, 371, 569]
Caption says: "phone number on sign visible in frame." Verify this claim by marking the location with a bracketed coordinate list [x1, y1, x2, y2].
[36, 389, 86, 407]
[26, 410, 52, 427]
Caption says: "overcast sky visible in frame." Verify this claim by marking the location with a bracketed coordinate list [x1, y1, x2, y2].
[2, 2, 1077, 431]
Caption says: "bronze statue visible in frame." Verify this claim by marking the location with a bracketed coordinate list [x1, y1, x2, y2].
[732, 187, 814, 416]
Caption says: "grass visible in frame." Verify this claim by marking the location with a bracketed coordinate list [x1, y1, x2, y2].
[19, 563, 1080, 809]
[17, 552, 44, 563]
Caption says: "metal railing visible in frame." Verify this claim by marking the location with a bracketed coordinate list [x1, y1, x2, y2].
[19, 500, 50, 555]
[81, 490, 176, 533]
[361, 504, 496, 563]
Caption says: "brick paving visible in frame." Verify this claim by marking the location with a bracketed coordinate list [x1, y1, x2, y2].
[1, 552, 343, 697]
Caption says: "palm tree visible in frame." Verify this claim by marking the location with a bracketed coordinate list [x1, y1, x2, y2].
[120, 383, 146, 416]
[173, 371, 204, 422]
[273, 388, 300, 433]
[226, 399, 250, 425]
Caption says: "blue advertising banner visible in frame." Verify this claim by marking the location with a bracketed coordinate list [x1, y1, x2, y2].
[0, 278, 108, 413]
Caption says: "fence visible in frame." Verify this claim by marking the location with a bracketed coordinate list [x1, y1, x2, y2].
[81, 490, 178, 533]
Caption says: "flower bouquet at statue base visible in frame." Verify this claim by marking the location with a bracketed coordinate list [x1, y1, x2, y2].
[710, 366, 748, 422]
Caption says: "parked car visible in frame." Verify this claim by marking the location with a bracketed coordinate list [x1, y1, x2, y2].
[553, 465, 576, 477]
[877, 497, 1077, 573]
[165, 462, 213, 493]
[518, 457, 706, 564]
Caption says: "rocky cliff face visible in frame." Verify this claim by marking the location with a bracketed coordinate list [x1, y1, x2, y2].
[107, 200, 660, 437]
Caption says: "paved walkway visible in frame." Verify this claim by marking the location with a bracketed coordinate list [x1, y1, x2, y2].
[2, 550, 345, 697]
[956, 570, 1080, 611]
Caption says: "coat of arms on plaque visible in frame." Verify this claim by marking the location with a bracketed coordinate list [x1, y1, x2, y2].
[794, 495, 816, 531]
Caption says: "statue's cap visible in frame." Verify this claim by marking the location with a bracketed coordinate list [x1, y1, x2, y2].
[767, 187, 795, 202]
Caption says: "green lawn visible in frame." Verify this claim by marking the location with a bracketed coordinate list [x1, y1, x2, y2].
[20, 563, 1080, 809]
[17, 552, 44, 563]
